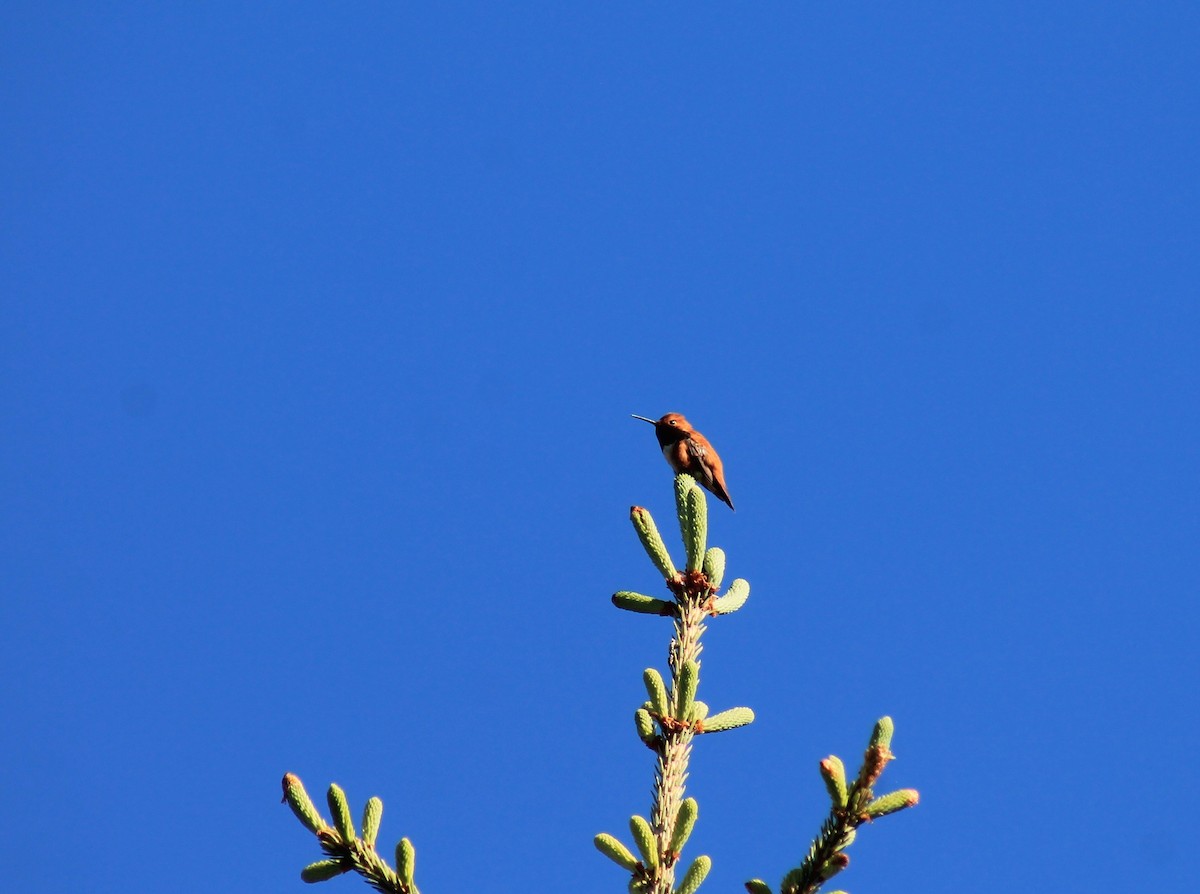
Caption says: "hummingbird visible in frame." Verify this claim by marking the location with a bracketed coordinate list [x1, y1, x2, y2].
[632, 412, 735, 510]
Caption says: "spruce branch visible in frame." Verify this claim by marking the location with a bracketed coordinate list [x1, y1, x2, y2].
[596, 475, 752, 894]
[760, 718, 919, 894]
[281, 774, 422, 894]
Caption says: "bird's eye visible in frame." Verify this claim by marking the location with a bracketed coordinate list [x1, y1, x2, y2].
[669, 420, 677, 426]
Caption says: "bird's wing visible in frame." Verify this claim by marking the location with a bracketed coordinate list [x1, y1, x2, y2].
[685, 439, 716, 489]
[687, 439, 734, 510]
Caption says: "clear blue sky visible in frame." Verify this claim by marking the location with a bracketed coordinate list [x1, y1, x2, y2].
[3, 4, 1197, 892]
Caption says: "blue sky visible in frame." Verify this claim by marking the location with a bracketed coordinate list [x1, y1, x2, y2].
[2, 4, 1197, 892]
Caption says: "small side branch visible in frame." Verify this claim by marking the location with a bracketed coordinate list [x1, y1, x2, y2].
[748, 718, 919, 894]
[281, 774, 422, 894]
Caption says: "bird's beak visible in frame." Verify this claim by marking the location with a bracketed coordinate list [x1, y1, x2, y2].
[631, 415, 657, 424]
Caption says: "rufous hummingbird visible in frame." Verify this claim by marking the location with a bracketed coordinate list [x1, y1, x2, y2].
[632, 412, 735, 510]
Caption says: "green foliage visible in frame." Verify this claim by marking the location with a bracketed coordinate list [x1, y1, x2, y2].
[630, 815, 659, 870]
[283, 773, 328, 835]
[774, 718, 918, 894]
[631, 505, 679, 581]
[361, 798, 383, 849]
[643, 668, 670, 718]
[698, 706, 755, 734]
[865, 789, 921, 819]
[676, 475, 707, 572]
[701, 547, 725, 588]
[280, 775, 419, 894]
[613, 591, 676, 616]
[675, 660, 699, 720]
[634, 707, 658, 748]
[281, 467, 919, 894]
[819, 757, 848, 810]
[595, 833, 640, 872]
[711, 578, 749, 615]
[302, 859, 350, 883]
[395, 838, 416, 891]
[870, 716, 895, 749]
[596, 475, 754, 894]
[327, 784, 355, 845]
[675, 855, 712, 894]
[669, 799, 699, 855]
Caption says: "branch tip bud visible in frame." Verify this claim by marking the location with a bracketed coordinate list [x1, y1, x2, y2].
[870, 716, 895, 749]
[675, 855, 712, 894]
[300, 859, 349, 883]
[676, 660, 700, 720]
[326, 784, 355, 844]
[643, 668, 670, 718]
[595, 833, 640, 872]
[631, 506, 679, 581]
[819, 755, 848, 809]
[282, 773, 329, 834]
[702, 547, 726, 589]
[395, 837, 416, 888]
[635, 708, 658, 748]
[820, 852, 850, 880]
[361, 796, 383, 848]
[670, 798, 699, 855]
[864, 788, 920, 819]
[681, 478, 708, 572]
[698, 706, 754, 733]
[630, 814, 658, 869]
[712, 579, 750, 615]
[613, 591, 676, 616]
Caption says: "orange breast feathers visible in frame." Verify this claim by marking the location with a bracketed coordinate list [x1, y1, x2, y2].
[664, 440, 691, 475]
